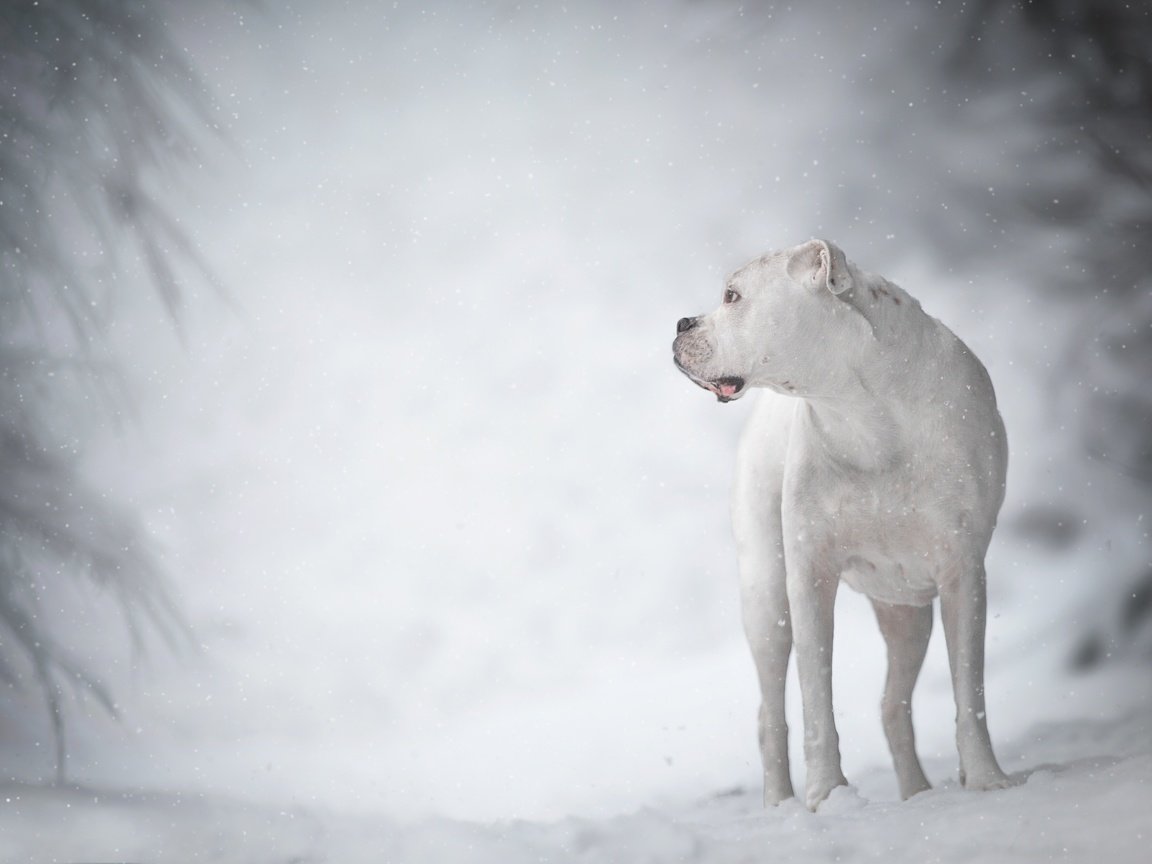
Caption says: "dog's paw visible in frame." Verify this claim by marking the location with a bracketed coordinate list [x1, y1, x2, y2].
[963, 768, 1016, 791]
[804, 771, 849, 811]
[763, 779, 796, 808]
[900, 779, 932, 801]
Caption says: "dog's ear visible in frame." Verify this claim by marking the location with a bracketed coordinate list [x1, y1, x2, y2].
[786, 239, 854, 296]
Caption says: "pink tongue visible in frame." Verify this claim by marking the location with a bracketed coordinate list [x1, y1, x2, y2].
[719, 382, 739, 397]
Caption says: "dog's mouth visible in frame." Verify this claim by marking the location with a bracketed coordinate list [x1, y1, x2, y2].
[707, 376, 746, 402]
[675, 360, 746, 403]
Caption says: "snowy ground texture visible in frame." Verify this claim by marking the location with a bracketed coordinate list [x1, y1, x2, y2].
[4, 0, 1151, 860]
[3, 698, 1149, 862]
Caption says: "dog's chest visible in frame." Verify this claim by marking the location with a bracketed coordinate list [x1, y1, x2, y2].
[814, 474, 968, 606]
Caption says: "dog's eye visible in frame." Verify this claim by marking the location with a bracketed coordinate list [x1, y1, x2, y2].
[724, 288, 740, 304]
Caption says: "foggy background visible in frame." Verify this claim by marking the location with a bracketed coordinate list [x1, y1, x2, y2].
[2, 0, 1149, 831]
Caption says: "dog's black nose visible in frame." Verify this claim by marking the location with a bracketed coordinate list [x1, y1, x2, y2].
[677, 317, 697, 334]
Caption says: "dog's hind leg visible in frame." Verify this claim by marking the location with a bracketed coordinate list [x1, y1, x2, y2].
[940, 563, 1012, 791]
[871, 599, 933, 799]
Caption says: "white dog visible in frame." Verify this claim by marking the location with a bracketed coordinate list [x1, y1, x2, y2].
[673, 239, 1012, 810]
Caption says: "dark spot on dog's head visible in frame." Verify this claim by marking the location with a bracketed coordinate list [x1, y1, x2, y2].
[893, 296, 901, 305]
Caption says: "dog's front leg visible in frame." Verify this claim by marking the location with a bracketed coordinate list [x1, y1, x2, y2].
[786, 562, 847, 810]
[740, 567, 795, 806]
[939, 563, 1011, 791]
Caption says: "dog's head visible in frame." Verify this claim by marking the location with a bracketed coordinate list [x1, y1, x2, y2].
[672, 238, 866, 402]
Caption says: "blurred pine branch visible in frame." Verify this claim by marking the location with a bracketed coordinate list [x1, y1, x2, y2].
[948, 0, 1152, 478]
[1, 0, 220, 782]
[954, 0, 1152, 665]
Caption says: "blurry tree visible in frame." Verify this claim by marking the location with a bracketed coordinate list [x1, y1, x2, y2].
[0, 0, 219, 782]
[949, 0, 1152, 666]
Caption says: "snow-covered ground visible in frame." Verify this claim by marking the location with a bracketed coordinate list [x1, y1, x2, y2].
[5, 1, 1150, 859]
[3, 696, 1150, 862]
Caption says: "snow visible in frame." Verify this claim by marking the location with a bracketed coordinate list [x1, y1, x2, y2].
[5, 0, 1150, 859]
[3, 701, 1149, 862]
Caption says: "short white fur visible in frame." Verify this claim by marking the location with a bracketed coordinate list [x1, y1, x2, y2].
[673, 239, 1012, 810]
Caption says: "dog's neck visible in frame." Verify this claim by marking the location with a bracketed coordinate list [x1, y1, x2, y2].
[778, 269, 932, 470]
[794, 297, 923, 471]
[839, 270, 920, 337]
[797, 373, 904, 472]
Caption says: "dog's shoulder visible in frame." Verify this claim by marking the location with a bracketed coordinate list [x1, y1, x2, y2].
[848, 269, 995, 402]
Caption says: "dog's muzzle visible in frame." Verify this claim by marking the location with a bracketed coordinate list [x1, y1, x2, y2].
[673, 317, 745, 402]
